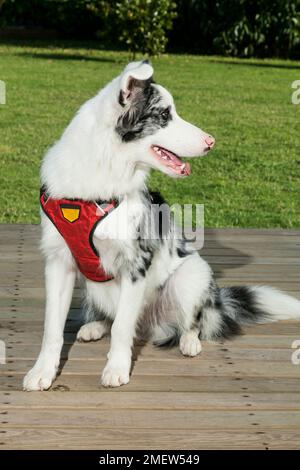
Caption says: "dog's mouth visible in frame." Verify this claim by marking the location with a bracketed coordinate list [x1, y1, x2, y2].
[151, 145, 191, 177]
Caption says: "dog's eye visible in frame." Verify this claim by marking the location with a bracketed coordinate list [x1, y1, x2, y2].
[161, 108, 170, 121]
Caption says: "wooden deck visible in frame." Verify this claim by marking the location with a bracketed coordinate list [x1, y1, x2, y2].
[0, 224, 300, 450]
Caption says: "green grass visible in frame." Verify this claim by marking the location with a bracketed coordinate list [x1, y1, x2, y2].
[0, 41, 299, 227]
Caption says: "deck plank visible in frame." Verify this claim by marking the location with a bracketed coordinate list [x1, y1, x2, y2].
[2, 428, 300, 450]
[2, 391, 300, 410]
[2, 358, 300, 378]
[3, 409, 300, 430]
[2, 375, 300, 393]
[0, 224, 300, 450]
[3, 342, 299, 360]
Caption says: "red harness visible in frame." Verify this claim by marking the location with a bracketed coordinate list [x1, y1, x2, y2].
[40, 188, 118, 282]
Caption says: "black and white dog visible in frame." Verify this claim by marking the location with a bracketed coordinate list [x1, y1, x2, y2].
[23, 61, 300, 390]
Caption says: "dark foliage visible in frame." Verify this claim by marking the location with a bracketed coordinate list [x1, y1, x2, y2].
[0, 0, 299, 58]
[170, 0, 300, 58]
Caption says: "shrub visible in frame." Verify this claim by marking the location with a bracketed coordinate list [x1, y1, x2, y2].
[113, 0, 177, 57]
[0, 0, 177, 56]
[215, 0, 300, 58]
[171, 0, 300, 58]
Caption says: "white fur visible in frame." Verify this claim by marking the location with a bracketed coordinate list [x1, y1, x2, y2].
[250, 286, 300, 321]
[77, 321, 108, 342]
[24, 241, 76, 391]
[180, 330, 202, 357]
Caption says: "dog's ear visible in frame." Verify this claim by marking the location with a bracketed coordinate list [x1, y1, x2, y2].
[119, 61, 154, 107]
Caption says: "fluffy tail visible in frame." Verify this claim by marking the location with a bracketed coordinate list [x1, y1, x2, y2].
[200, 285, 300, 340]
[154, 285, 300, 346]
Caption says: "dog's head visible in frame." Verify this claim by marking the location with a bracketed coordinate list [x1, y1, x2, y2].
[114, 61, 215, 178]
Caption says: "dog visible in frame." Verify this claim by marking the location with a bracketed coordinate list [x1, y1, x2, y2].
[23, 61, 300, 390]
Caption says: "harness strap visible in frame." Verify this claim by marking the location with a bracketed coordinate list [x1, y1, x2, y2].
[40, 187, 118, 282]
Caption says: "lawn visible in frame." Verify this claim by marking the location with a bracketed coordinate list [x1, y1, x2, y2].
[0, 41, 299, 227]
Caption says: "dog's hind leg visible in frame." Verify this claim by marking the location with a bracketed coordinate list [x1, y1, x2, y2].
[23, 252, 76, 391]
[153, 252, 212, 357]
[77, 321, 109, 342]
[179, 328, 202, 357]
[77, 281, 116, 342]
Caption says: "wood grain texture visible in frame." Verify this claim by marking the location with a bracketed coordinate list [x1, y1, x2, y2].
[0, 224, 299, 450]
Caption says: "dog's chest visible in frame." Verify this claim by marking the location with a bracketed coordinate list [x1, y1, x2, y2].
[92, 195, 146, 275]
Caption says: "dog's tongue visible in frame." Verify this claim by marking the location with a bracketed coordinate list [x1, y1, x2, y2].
[162, 148, 191, 176]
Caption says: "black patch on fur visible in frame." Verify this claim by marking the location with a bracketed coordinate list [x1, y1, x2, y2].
[140, 190, 172, 241]
[142, 255, 152, 271]
[215, 315, 242, 339]
[118, 90, 125, 107]
[195, 279, 216, 323]
[148, 191, 167, 206]
[130, 239, 154, 284]
[153, 325, 181, 349]
[116, 85, 172, 142]
[82, 299, 112, 329]
[151, 192, 174, 240]
[224, 286, 258, 321]
[138, 267, 146, 277]
[222, 286, 269, 325]
[177, 247, 187, 257]
[177, 243, 191, 258]
[138, 236, 153, 255]
[196, 309, 202, 322]
[199, 285, 270, 341]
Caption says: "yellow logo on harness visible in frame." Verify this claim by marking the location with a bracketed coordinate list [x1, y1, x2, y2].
[60, 205, 80, 223]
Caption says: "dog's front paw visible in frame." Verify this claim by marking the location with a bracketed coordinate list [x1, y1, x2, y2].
[180, 331, 202, 357]
[23, 364, 57, 391]
[101, 359, 130, 388]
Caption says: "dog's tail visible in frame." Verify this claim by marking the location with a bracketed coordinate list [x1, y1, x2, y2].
[154, 285, 300, 346]
[199, 285, 300, 340]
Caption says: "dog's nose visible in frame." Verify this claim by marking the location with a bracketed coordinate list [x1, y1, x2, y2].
[205, 136, 215, 149]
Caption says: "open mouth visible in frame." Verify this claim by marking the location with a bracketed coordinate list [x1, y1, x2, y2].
[151, 145, 191, 177]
